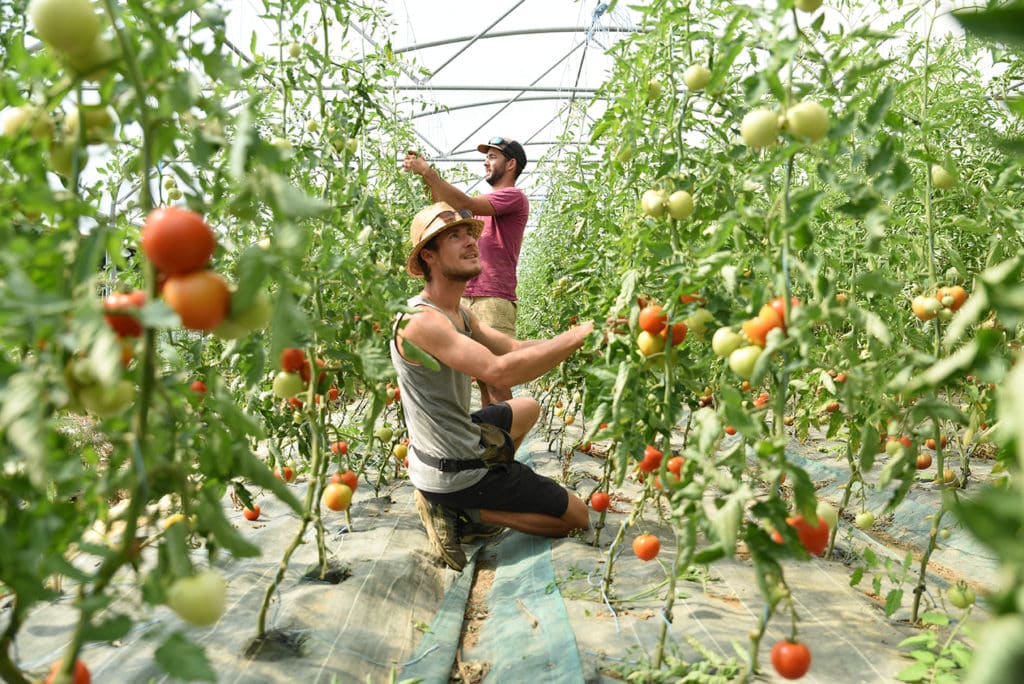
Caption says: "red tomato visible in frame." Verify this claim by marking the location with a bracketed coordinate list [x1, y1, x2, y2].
[275, 466, 295, 482]
[724, 425, 737, 436]
[916, 452, 933, 469]
[787, 514, 829, 556]
[639, 445, 663, 473]
[771, 639, 811, 679]
[243, 506, 260, 521]
[330, 440, 349, 456]
[334, 469, 358, 491]
[45, 658, 90, 684]
[190, 380, 207, 394]
[767, 296, 801, 328]
[590, 491, 610, 513]
[280, 348, 306, 373]
[162, 270, 230, 331]
[667, 456, 685, 476]
[327, 386, 340, 402]
[140, 207, 215, 275]
[103, 289, 145, 337]
[638, 304, 667, 335]
[632, 533, 660, 561]
[660, 321, 688, 346]
[679, 293, 704, 304]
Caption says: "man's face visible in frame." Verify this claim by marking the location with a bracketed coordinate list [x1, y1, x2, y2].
[428, 224, 481, 282]
[483, 148, 509, 186]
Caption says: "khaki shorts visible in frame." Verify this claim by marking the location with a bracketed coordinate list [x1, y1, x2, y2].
[461, 296, 517, 337]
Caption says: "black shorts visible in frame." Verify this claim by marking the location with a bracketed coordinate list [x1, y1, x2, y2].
[420, 403, 570, 519]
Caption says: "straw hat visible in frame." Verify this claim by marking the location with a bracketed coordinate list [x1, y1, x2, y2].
[406, 202, 483, 277]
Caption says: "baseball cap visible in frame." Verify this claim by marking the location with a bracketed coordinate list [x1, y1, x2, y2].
[477, 136, 527, 173]
[406, 202, 484, 277]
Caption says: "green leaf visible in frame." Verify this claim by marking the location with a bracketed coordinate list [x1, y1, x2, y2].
[155, 632, 217, 682]
[401, 339, 441, 372]
[896, 662, 929, 682]
[82, 614, 133, 642]
[954, 7, 1024, 46]
[921, 611, 950, 626]
[884, 588, 904, 617]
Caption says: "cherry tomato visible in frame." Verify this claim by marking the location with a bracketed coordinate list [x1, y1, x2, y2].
[771, 639, 811, 679]
[243, 506, 260, 521]
[45, 658, 90, 684]
[590, 491, 610, 513]
[162, 270, 230, 331]
[103, 289, 145, 337]
[638, 304, 667, 335]
[141, 207, 216, 275]
[632, 533, 660, 561]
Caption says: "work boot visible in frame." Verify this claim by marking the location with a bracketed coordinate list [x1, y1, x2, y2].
[460, 522, 506, 543]
[414, 490, 467, 571]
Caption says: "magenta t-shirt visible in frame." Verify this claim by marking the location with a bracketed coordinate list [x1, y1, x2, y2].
[464, 187, 529, 302]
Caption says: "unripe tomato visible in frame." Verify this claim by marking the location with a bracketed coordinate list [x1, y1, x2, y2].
[816, 502, 838, 530]
[770, 639, 811, 679]
[393, 443, 408, 460]
[728, 345, 763, 379]
[322, 483, 353, 511]
[632, 533, 660, 561]
[636, 330, 665, 357]
[166, 570, 227, 627]
[162, 270, 230, 331]
[141, 207, 216, 275]
[645, 79, 662, 100]
[640, 189, 667, 217]
[272, 371, 304, 399]
[28, 0, 99, 55]
[931, 164, 955, 190]
[794, 0, 822, 12]
[1, 104, 55, 140]
[666, 190, 694, 219]
[740, 108, 778, 149]
[711, 327, 743, 358]
[854, 511, 875, 530]
[785, 101, 830, 142]
[590, 491, 610, 513]
[683, 64, 711, 91]
[947, 582, 975, 609]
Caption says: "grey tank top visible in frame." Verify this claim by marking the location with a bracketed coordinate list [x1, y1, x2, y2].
[390, 294, 487, 493]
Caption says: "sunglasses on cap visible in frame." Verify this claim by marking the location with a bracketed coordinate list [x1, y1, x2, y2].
[488, 136, 507, 146]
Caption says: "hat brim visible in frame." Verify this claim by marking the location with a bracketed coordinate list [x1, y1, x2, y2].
[406, 216, 484, 277]
[477, 143, 502, 154]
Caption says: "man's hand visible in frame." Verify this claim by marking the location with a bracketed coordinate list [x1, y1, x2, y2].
[403, 150, 430, 176]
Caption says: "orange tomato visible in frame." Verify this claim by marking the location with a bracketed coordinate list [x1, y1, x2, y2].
[162, 270, 230, 331]
[638, 304, 667, 335]
[632, 533, 660, 561]
[660, 321, 688, 346]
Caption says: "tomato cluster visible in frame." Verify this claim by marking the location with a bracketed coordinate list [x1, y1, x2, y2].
[636, 302, 688, 357]
[911, 284, 968, 322]
[141, 207, 229, 332]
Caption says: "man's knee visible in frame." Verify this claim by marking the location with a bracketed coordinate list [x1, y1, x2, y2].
[508, 397, 540, 439]
[561, 494, 590, 534]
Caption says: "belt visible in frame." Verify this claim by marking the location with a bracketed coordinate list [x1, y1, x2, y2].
[414, 451, 487, 473]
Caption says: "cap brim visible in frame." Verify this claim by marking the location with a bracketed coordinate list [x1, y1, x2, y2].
[478, 143, 501, 154]
[406, 217, 484, 277]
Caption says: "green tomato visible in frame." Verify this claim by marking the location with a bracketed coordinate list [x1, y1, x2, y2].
[645, 78, 662, 100]
[640, 189, 667, 218]
[816, 501, 839, 530]
[728, 345, 762, 379]
[28, 0, 99, 55]
[374, 426, 394, 443]
[854, 511, 875, 530]
[684, 308, 714, 337]
[711, 327, 743, 358]
[78, 379, 134, 418]
[947, 582, 975, 609]
[931, 164, 955, 190]
[740, 108, 778, 150]
[167, 570, 227, 626]
[785, 101, 830, 143]
[1, 105, 55, 140]
[683, 64, 711, 91]
[666, 190, 694, 220]
[794, 0, 823, 12]
[272, 371, 305, 399]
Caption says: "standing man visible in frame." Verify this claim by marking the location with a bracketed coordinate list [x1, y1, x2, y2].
[391, 201, 592, 571]
[403, 137, 529, 406]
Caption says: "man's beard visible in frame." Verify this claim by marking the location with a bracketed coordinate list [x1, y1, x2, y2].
[441, 261, 482, 282]
[485, 166, 505, 186]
